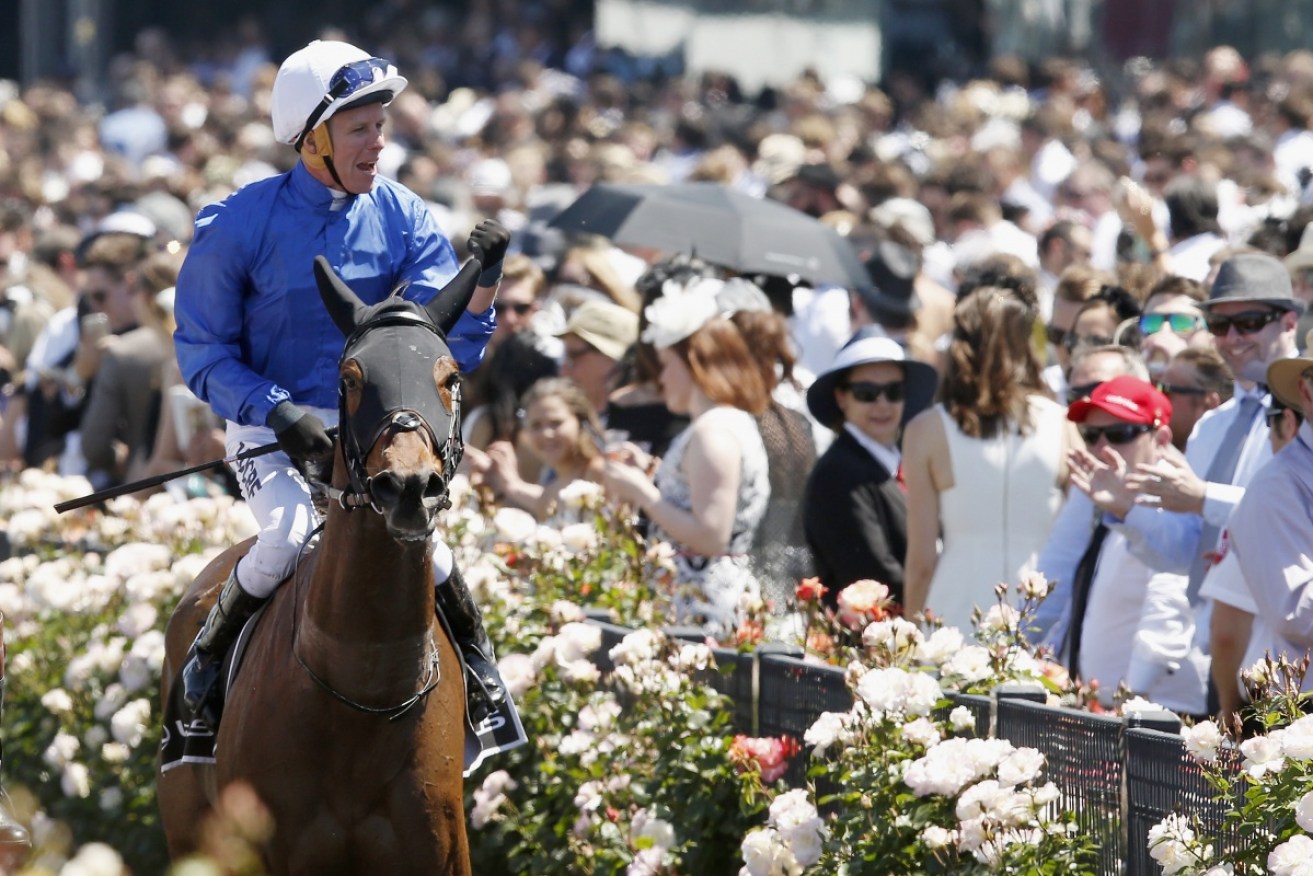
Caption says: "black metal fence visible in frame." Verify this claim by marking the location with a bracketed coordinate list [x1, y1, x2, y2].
[586, 617, 1240, 874]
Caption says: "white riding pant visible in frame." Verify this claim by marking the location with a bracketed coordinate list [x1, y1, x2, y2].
[225, 410, 453, 598]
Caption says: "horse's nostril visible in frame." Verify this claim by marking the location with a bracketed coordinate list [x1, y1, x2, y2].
[370, 473, 403, 508]
[423, 473, 444, 500]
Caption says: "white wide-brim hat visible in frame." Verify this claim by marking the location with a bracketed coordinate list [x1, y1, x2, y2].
[805, 331, 938, 428]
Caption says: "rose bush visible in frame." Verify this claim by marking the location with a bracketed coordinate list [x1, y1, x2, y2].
[739, 581, 1095, 875]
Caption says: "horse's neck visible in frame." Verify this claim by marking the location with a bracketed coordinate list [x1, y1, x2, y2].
[295, 506, 437, 685]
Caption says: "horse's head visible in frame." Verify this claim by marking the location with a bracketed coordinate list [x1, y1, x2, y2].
[313, 256, 479, 541]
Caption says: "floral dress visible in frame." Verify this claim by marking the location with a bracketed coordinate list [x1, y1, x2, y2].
[653, 406, 770, 634]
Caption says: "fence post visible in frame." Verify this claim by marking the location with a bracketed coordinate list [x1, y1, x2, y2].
[992, 682, 1047, 737]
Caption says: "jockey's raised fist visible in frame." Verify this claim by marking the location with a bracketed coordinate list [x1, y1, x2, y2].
[468, 220, 510, 285]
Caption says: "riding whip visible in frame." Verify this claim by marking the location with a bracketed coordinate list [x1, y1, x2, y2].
[53, 427, 339, 514]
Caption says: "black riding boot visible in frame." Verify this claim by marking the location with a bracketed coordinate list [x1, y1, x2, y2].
[435, 563, 506, 726]
[182, 566, 267, 729]
[0, 624, 30, 867]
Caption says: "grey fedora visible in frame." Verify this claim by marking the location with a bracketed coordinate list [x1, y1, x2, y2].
[1205, 252, 1307, 314]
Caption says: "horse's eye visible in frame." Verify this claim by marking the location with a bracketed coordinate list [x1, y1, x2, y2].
[342, 375, 361, 393]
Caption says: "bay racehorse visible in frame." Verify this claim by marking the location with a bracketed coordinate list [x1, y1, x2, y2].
[157, 255, 479, 874]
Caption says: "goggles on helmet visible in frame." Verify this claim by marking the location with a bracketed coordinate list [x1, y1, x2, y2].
[294, 57, 393, 151]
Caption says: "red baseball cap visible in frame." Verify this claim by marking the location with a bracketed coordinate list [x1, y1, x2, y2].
[1067, 375, 1172, 426]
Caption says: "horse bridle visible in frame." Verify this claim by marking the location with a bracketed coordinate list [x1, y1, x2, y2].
[320, 311, 464, 515]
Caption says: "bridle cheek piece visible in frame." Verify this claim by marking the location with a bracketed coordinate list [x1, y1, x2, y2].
[328, 313, 463, 516]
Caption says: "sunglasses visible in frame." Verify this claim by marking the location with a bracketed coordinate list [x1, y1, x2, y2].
[1203, 309, 1283, 336]
[494, 301, 533, 316]
[842, 380, 905, 403]
[1066, 381, 1103, 405]
[563, 344, 599, 362]
[1063, 333, 1114, 353]
[1267, 407, 1288, 426]
[1155, 382, 1206, 396]
[1045, 325, 1068, 347]
[1139, 313, 1204, 335]
[1078, 423, 1154, 445]
[295, 57, 393, 150]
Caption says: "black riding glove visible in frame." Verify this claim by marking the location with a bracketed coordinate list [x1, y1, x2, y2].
[267, 400, 334, 463]
[468, 219, 510, 287]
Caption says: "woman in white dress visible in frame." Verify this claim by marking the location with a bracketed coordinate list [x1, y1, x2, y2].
[601, 278, 771, 636]
[902, 284, 1081, 636]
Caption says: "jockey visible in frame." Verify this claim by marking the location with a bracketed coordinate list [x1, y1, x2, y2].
[173, 39, 509, 729]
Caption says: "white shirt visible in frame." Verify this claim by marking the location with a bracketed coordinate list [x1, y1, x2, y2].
[1166, 232, 1227, 283]
[1075, 528, 1209, 715]
[843, 422, 900, 477]
[1229, 422, 1313, 691]
[1275, 128, 1313, 198]
[789, 285, 851, 381]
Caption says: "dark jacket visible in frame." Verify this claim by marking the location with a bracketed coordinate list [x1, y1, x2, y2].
[802, 429, 908, 607]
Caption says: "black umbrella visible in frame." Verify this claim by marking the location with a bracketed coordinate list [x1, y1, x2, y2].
[547, 182, 873, 292]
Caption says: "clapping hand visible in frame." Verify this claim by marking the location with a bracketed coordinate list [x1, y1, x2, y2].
[1068, 445, 1136, 519]
[1125, 444, 1207, 514]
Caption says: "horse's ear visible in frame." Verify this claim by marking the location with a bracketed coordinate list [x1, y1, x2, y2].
[423, 260, 481, 336]
[313, 256, 368, 337]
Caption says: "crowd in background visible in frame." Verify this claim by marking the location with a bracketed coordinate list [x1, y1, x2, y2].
[5, 10, 1313, 726]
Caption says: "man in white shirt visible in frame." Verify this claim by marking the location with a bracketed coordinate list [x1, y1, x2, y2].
[1202, 395, 1302, 724]
[1226, 355, 1313, 699]
[1060, 376, 1208, 715]
[1128, 252, 1303, 713]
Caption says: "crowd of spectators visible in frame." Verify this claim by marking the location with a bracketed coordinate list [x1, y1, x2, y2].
[6, 10, 1313, 723]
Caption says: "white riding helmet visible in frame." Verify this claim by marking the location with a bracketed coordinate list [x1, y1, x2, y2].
[270, 40, 408, 148]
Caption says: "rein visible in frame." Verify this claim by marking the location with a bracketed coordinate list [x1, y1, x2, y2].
[289, 524, 443, 721]
[288, 305, 462, 721]
[295, 632, 442, 722]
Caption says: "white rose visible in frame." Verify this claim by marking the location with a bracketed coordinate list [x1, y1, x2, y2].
[921, 825, 954, 849]
[996, 747, 1045, 787]
[1271, 835, 1313, 876]
[949, 706, 977, 733]
[100, 787, 125, 812]
[902, 717, 941, 749]
[549, 600, 586, 623]
[497, 653, 536, 699]
[740, 828, 793, 876]
[110, 698, 151, 748]
[1296, 790, 1313, 833]
[555, 622, 604, 663]
[557, 480, 604, 511]
[804, 711, 848, 758]
[492, 507, 537, 543]
[43, 732, 80, 769]
[1240, 734, 1285, 778]
[62, 762, 92, 799]
[1281, 715, 1313, 760]
[631, 810, 677, 851]
[41, 688, 74, 715]
[1181, 720, 1223, 763]
[559, 523, 598, 553]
